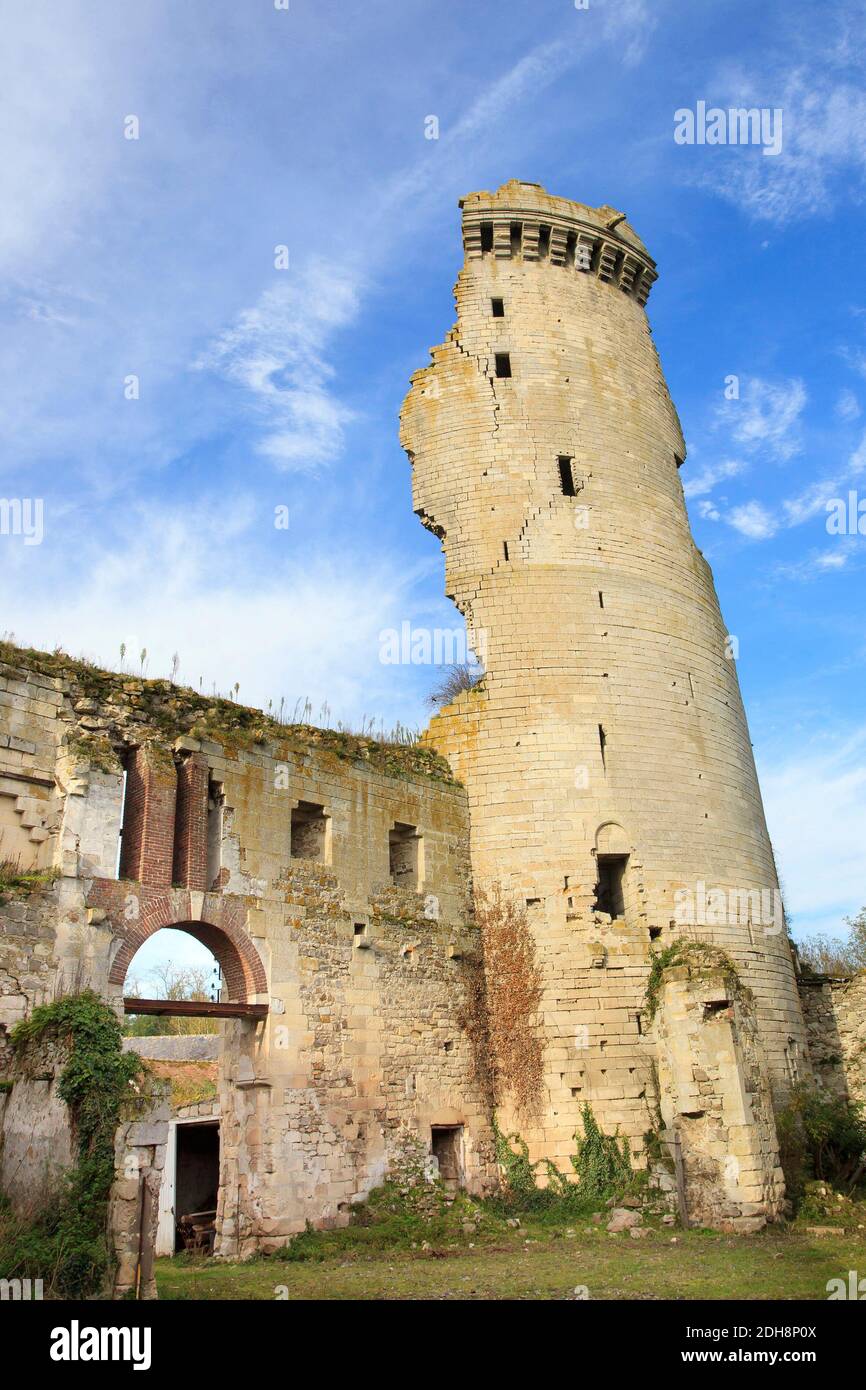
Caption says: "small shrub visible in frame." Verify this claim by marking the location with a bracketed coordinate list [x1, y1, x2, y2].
[775, 1086, 866, 1204]
[427, 663, 484, 709]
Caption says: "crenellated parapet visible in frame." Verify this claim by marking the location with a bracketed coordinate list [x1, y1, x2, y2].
[460, 179, 658, 305]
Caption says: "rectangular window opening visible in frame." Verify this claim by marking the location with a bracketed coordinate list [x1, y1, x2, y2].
[598, 723, 607, 771]
[502, 540, 510, 561]
[480, 222, 493, 253]
[509, 221, 522, 256]
[389, 821, 422, 890]
[491, 297, 505, 318]
[494, 353, 511, 379]
[594, 853, 628, 919]
[598, 591, 604, 609]
[558, 456, 577, 496]
[538, 224, 552, 259]
[291, 800, 330, 862]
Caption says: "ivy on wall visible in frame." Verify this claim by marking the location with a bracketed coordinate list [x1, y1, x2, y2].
[2, 991, 144, 1297]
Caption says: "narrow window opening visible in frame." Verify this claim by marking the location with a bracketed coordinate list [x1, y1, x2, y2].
[502, 540, 510, 561]
[117, 747, 143, 882]
[558, 456, 577, 496]
[509, 221, 522, 256]
[598, 591, 604, 609]
[598, 723, 607, 771]
[291, 800, 330, 861]
[593, 853, 628, 918]
[491, 297, 505, 318]
[494, 352, 511, 378]
[480, 222, 493, 253]
[565, 231, 577, 266]
[115, 757, 130, 879]
[206, 778, 224, 889]
[538, 224, 551, 259]
[389, 821, 421, 890]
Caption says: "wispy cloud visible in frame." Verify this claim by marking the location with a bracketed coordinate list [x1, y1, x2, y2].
[714, 376, 806, 461]
[690, 62, 866, 224]
[196, 260, 361, 471]
[836, 388, 861, 420]
[683, 457, 744, 498]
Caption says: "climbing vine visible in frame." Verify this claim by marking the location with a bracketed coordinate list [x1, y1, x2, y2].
[570, 1103, 632, 1200]
[494, 1104, 633, 1209]
[3, 991, 144, 1297]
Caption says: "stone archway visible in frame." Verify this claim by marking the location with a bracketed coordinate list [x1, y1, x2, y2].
[87, 882, 268, 1014]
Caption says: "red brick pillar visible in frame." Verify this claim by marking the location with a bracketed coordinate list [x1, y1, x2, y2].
[119, 744, 177, 887]
[172, 752, 209, 891]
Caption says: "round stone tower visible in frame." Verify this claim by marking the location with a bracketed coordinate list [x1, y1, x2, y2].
[401, 180, 808, 1179]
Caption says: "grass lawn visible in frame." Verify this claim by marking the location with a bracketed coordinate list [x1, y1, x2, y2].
[156, 1221, 866, 1301]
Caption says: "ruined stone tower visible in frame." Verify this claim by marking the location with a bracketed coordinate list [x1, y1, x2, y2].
[401, 181, 809, 1213]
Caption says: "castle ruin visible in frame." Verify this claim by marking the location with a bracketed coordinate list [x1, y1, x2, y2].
[0, 182, 862, 1287]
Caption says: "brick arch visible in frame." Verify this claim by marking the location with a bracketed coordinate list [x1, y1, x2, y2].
[104, 892, 268, 1004]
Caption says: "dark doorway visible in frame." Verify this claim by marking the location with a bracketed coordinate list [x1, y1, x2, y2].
[175, 1122, 220, 1254]
[431, 1125, 464, 1190]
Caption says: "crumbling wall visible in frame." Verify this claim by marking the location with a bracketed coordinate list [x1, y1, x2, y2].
[799, 973, 866, 1104]
[652, 959, 785, 1230]
[0, 643, 496, 1254]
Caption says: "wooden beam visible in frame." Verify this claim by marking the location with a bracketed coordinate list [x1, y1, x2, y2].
[123, 997, 268, 1020]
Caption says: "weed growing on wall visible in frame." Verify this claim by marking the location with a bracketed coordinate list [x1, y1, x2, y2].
[644, 938, 744, 1022]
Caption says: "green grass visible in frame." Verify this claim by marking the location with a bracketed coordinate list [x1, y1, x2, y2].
[156, 1220, 866, 1301]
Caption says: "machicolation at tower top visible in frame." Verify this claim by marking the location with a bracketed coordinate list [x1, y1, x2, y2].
[1, 181, 863, 1289]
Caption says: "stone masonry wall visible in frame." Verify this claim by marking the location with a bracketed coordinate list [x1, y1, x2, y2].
[0, 644, 496, 1255]
[799, 974, 866, 1105]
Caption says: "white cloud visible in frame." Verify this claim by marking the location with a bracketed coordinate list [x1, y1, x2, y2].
[714, 377, 806, 461]
[683, 458, 744, 498]
[760, 727, 866, 935]
[726, 500, 779, 539]
[0, 499, 436, 727]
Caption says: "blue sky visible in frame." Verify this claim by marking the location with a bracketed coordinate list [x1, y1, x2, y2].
[2, 0, 865, 973]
